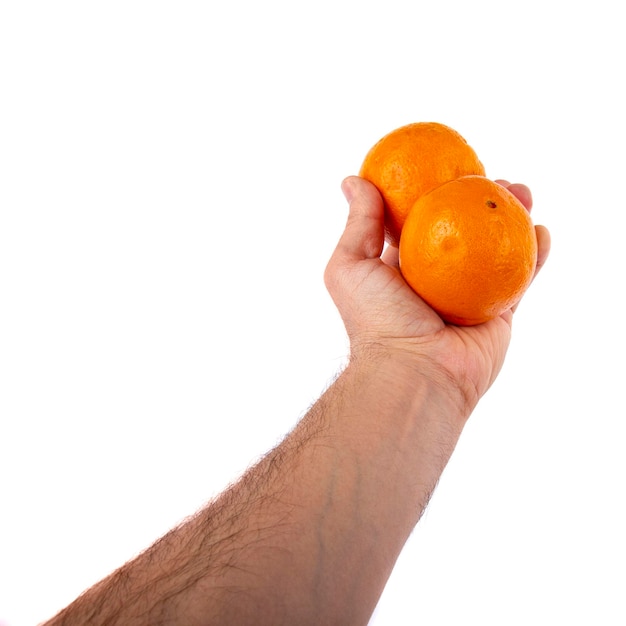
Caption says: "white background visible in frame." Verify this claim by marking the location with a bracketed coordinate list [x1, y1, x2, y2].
[1, 1, 624, 624]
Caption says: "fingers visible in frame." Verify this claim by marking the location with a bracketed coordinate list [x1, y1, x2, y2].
[507, 183, 533, 212]
[330, 178, 542, 276]
[511, 223, 550, 315]
[511, 207, 550, 314]
[534, 224, 551, 279]
[327, 176, 550, 323]
[495, 179, 549, 277]
[495, 179, 533, 212]
[497, 177, 550, 275]
[332, 176, 385, 265]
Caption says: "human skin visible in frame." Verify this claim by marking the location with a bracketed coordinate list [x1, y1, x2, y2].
[43, 176, 550, 626]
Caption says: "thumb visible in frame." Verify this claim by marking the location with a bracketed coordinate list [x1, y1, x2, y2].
[333, 176, 385, 264]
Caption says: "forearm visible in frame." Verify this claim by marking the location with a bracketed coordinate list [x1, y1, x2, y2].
[45, 353, 468, 626]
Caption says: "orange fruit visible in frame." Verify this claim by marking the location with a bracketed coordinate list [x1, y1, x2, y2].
[399, 176, 538, 326]
[359, 122, 485, 245]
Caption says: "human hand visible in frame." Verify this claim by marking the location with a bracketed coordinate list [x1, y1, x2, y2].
[324, 176, 551, 416]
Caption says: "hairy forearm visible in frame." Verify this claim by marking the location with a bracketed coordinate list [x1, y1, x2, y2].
[44, 353, 467, 626]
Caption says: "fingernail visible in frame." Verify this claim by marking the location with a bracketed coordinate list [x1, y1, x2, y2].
[341, 178, 355, 203]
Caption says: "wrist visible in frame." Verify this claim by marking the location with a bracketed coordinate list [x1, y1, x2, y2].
[347, 341, 475, 424]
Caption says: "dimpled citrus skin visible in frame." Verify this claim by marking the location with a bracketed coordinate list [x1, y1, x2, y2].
[359, 122, 485, 245]
[399, 176, 538, 326]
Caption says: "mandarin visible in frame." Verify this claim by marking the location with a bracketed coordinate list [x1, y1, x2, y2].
[399, 176, 538, 326]
[359, 122, 485, 245]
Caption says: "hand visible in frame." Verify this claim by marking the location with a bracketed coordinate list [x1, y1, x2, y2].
[324, 176, 551, 416]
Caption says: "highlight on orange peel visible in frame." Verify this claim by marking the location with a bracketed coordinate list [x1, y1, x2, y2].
[359, 122, 485, 245]
[398, 176, 538, 326]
